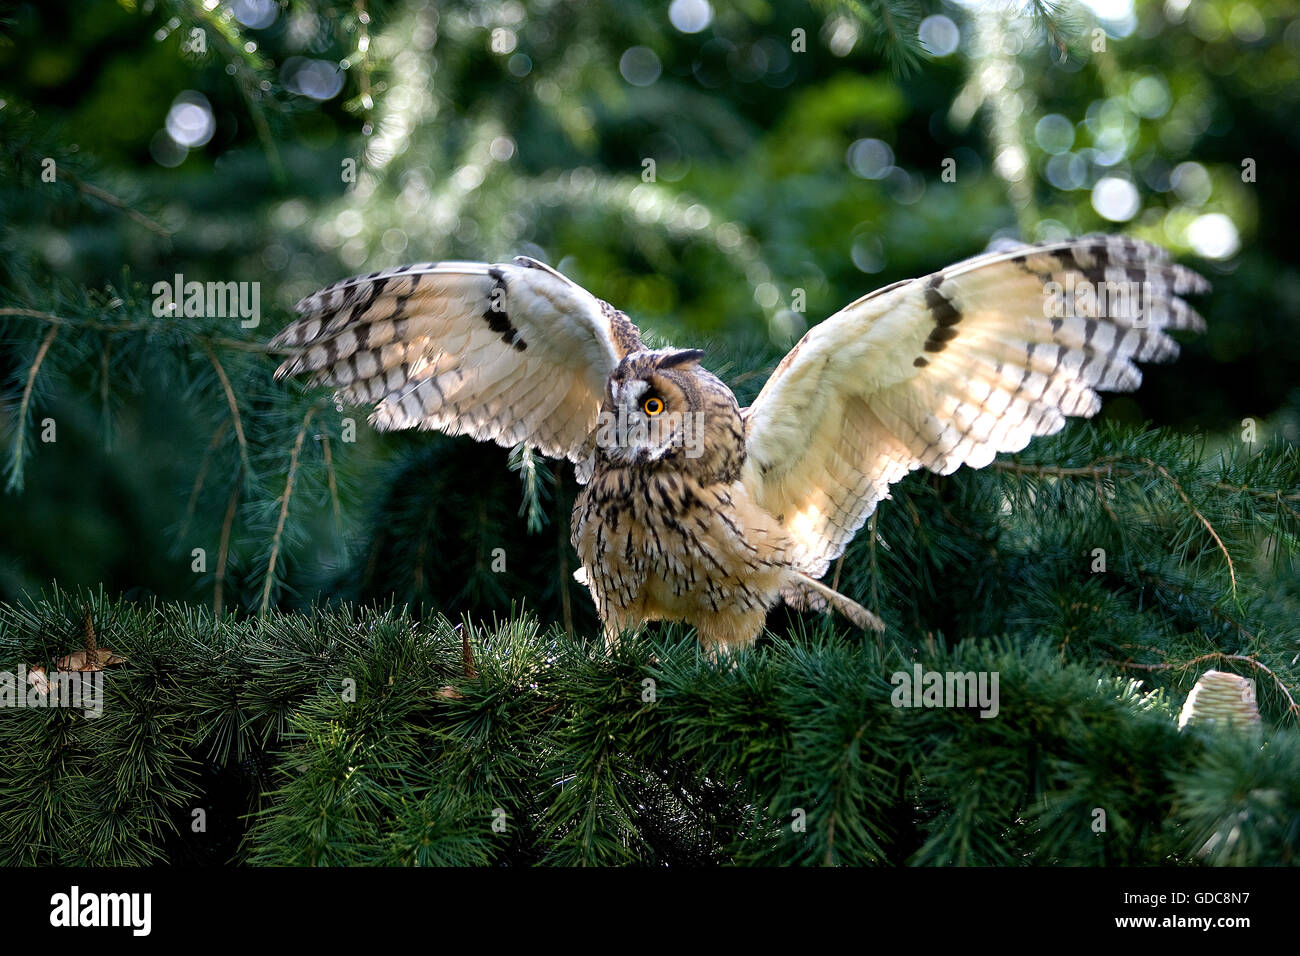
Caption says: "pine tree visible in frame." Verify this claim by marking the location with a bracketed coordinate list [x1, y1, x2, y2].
[0, 0, 1296, 865]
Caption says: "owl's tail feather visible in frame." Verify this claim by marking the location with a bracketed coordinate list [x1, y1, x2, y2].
[784, 572, 886, 634]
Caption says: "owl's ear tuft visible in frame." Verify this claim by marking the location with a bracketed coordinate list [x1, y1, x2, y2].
[656, 349, 705, 370]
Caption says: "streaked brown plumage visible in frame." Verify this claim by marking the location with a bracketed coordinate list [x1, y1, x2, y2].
[271, 236, 1209, 651]
[568, 348, 864, 650]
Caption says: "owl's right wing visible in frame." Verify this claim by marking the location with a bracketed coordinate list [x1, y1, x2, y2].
[742, 235, 1209, 578]
[270, 257, 644, 471]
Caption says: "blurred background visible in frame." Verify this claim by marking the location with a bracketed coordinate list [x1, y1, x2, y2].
[0, 0, 1296, 624]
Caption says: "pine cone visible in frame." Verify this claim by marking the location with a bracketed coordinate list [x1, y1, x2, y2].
[1177, 669, 1261, 730]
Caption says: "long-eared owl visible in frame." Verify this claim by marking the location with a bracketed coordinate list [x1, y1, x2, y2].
[272, 237, 1208, 651]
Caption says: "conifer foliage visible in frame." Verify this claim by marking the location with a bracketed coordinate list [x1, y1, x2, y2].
[0, 584, 1297, 865]
[1, 0, 1297, 865]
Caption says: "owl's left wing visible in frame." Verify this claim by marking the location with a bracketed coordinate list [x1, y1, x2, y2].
[742, 235, 1209, 578]
[270, 257, 643, 472]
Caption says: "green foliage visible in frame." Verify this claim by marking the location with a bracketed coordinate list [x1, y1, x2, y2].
[1172, 728, 1300, 866]
[0, 0, 1297, 866]
[1, 590, 1297, 865]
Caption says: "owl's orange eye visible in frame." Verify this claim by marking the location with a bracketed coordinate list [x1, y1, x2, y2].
[643, 396, 665, 416]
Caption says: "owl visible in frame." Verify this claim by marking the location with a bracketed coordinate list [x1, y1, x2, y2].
[271, 236, 1208, 652]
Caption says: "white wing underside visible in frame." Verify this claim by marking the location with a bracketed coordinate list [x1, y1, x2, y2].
[270, 258, 643, 479]
[742, 235, 1209, 578]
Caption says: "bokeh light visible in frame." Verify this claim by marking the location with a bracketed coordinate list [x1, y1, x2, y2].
[993, 145, 1028, 183]
[851, 234, 886, 274]
[1034, 114, 1075, 154]
[1187, 213, 1240, 259]
[230, 0, 278, 30]
[165, 91, 215, 148]
[149, 129, 188, 168]
[281, 57, 345, 101]
[489, 136, 516, 162]
[669, 0, 713, 34]
[824, 17, 859, 57]
[1078, 0, 1137, 31]
[1045, 153, 1087, 190]
[619, 47, 662, 86]
[918, 16, 960, 56]
[846, 138, 894, 180]
[1171, 161, 1212, 206]
[1091, 176, 1140, 221]
[1128, 74, 1171, 119]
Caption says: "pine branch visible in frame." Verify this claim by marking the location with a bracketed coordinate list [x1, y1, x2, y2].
[817, 0, 927, 74]
[0, 594, 1297, 865]
[215, 472, 242, 616]
[5, 324, 57, 492]
[60, 170, 172, 239]
[182, 420, 232, 540]
[320, 433, 344, 538]
[259, 407, 318, 616]
[992, 454, 1240, 598]
[202, 343, 253, 481]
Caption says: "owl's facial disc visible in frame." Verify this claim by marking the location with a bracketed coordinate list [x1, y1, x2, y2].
[597, 376, 699, 464]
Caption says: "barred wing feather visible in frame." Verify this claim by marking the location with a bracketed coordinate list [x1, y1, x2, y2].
[742, 236, 1209, 578]
[270, 256, 644, 472]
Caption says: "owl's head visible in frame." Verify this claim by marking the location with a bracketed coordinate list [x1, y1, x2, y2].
[594, 348, 744, 479]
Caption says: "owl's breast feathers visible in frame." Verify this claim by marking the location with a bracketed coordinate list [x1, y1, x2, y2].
[572, 464, 795, 646]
